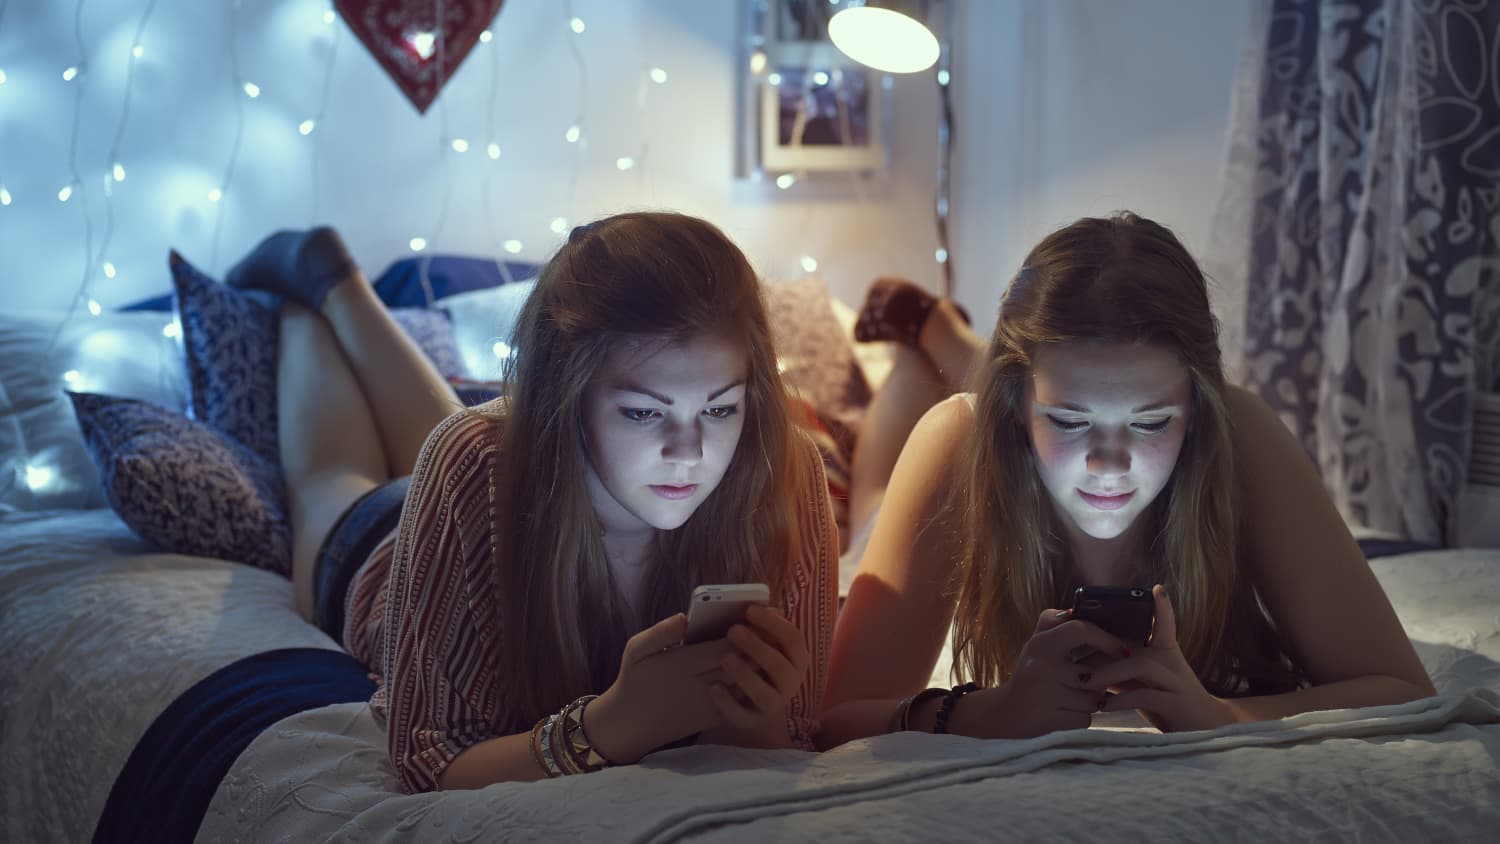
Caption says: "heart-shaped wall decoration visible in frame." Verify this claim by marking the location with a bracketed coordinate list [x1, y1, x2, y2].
[335, 0, 505, 114]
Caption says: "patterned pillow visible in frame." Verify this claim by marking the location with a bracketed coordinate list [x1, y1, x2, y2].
[762, 274, 872, 429]
[389, 307, 469, 380]
[170, 250, 281, 465]
[68, 391, 291, 574]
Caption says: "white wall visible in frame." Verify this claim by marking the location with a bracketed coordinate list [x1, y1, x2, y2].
[0, 0, 1252, 329]
[948, 0, 1255, 334]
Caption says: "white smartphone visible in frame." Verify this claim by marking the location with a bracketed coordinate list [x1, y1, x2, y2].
[684, 583, 771, 644]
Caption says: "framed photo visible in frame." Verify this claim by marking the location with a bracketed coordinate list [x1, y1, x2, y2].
[759, 62, 885, 171]
[740, 0, 888, 175]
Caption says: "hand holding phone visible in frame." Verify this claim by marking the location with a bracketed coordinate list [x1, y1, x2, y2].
[684, 583, 771, 644]
[1070, 586, 1155, 648]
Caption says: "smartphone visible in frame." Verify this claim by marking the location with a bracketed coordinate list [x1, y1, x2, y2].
[684, 583, 771, 644]
[1070, 586, 1155, 648]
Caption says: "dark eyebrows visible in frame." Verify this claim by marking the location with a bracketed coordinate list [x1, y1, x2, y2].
[613, 379, 746, 405]
[1043, 400, 1181, 414]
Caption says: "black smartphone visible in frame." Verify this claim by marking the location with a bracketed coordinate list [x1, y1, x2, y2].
[1070, 586, 1155, 648]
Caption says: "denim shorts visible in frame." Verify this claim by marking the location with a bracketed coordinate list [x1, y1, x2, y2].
[312, 476, 411, 644]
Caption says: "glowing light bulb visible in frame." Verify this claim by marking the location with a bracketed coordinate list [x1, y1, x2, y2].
[208, 188, 223, 202]
[132, 45, 144, 59]
[503, 239, 523, 254]
[299, 119, 315, 135]
[409, 237, 428, 252]
[935, 247, 949, 264]
[103, 261, 117, 278]
[767, 72, 782, 86]
[549, 217, 568, 234]
[564, 125, 581, 144]
[242, 81, 260, 98]
[800, 255, 819, 273]
[25, 464, 56, 490]
[649, 67, 668, 84]
[775, 173, 796, 190]
[480, 30, 493, 43]
[749, 50, 767, 75]
[58, 184, 74, 202]
[492, 341, 512, 359]
[409, 31, 436, 60]
[569, 17, 585, 34]
[937, 69, 951, 86]
[62, 370, 81, 385]
[487, 143, 501, 159]
[87, 299, 102, 316]
[0, 69, 7, 85]
[615, 156, 635, 171]
[63, 66, 79, 82]
[323, 10, 335, 24]
[163, 321, 181, 339]
[813, 70, 830, 86]
[113, 163, 126, 182]
[0, 186, 11, 206]
[451, 138, 469, 153]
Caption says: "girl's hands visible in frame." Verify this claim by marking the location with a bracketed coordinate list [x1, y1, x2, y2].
[700, 604, 809, 749]
[952, 607, 1130, 739]
[587, 614, 733, 764]
[1085, 585, 1236, 731]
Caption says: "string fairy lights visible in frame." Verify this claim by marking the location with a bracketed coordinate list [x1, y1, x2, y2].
[209, 0, 249, 271]
[308, 5, 342, 224]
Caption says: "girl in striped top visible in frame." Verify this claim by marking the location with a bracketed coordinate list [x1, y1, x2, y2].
[230, 212, 838, 793]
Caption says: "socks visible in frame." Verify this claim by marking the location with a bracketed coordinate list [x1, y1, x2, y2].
[225, 226, 357, 309]
[854, 277, 969, 346]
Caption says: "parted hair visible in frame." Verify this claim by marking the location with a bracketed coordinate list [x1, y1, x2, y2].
[951, 212, 1306, 697]
[480, 211, 817, 726]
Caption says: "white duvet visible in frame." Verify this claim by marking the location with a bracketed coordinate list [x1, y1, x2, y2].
[3, 508, 1499, 842]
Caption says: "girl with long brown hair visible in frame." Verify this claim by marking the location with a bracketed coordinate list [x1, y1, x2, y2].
[819, 211, 1433, 745]
[232, 211, 837, 792]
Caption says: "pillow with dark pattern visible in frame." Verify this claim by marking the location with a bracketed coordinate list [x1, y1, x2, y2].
[389, 307, 469, 380]
[67, 391, 291, 574]
[170, 250, 281, 465]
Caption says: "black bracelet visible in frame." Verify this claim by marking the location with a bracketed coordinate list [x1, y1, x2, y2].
[932, 682, 979, 734]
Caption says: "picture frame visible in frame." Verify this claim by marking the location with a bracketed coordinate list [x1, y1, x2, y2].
[740, 0, 889, 176]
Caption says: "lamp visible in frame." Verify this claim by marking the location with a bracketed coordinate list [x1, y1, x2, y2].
[827, 0, 938, 74]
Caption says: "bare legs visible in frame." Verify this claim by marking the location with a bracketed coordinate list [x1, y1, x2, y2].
[278, 265, 460, 619]
[847, 299, 983, 538]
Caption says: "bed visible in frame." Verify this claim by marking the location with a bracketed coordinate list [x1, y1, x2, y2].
[4, 261, 1500, 842]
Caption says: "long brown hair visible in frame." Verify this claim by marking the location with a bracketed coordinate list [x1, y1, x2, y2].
[481, 211, 816, 728]
[951, 212, 1305, 697]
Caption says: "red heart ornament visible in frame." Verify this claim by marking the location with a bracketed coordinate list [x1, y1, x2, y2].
[335, 0, 505, 114]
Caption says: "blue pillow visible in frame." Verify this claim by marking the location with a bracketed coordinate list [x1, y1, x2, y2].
[170, 250, 282, 465]
[68, 391, 291, 574]
[372, 255, 540, 307]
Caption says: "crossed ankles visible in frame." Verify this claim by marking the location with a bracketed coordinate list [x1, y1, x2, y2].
[225, 226, 358, 309]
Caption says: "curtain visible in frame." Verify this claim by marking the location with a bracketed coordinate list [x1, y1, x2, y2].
[1209, 0, 1500, 544]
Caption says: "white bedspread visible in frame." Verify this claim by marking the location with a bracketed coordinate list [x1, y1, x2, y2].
[0, 509, 336, 844]
[199, 548, 1500, 843]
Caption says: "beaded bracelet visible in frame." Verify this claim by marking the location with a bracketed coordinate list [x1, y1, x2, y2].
[932, 682, 978, 734]
[889, 687, 947, 733]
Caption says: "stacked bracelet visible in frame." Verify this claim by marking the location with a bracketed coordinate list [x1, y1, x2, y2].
[530, 694, 617, 777]
[932, 682, 978, 734]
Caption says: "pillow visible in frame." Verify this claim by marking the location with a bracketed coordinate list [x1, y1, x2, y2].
[389, 307, 469, 380]
[373, 255, 540, 307]
[68, 391, 291, 574]
[762, 273, 872, 429]
[170, 250, 282, 465]
[0, 310, 189, 512]
[438, 279, 538, 381]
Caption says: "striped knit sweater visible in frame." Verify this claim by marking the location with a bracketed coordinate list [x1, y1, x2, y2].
[343, 402, 839, 793]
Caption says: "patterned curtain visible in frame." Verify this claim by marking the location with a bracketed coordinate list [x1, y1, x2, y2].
[1210, 0, 1500, 544]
